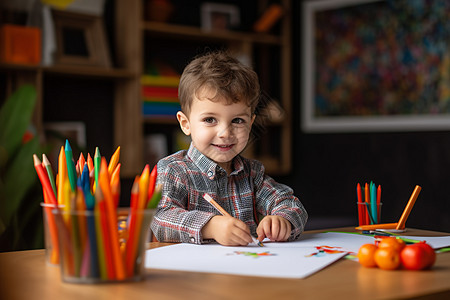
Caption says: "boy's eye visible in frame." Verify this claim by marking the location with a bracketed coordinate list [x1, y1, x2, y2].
[232, 118, 245, 124]
[203, 117, 216, 124]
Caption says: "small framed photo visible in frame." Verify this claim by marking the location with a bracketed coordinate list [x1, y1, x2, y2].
[201, 3, 240, 31]
[51, 9, 111, 67]
[44, 122, 87, 166]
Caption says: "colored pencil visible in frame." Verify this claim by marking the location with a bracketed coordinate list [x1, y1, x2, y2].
[99, 158, 125, 280]
[396, 185, 421, 230]
[108, 146, 120, 176]
[65, 140, 77, 192]
[377, 185, 381, 223]
[94, 147, 101, 192]
[203, 193, 263, 247]
[57, 146, 67, 205]
[371, 182, 377, 224]
[364, 183, 370, 225]
[125, 178, 140, 277]
[42, 154, 57, 198]
[356, 183, 363, 226]
[33, 154, 57, 205]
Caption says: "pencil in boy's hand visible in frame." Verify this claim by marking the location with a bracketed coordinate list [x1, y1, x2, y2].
[203, 193, 264, 247]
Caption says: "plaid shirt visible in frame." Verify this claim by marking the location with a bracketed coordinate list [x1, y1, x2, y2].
[150, 143, 308, 244]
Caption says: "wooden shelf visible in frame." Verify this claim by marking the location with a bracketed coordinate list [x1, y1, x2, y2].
[141, 21, 282, 45]
[0, 63, 134, 79]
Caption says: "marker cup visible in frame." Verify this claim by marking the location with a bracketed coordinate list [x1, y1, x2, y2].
[52, 208, 154, 283]
[357, 202, 382, 226]
[41, 202, 64, 265]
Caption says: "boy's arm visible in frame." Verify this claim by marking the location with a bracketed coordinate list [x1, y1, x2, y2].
[150, 164, 214, 244]
[252, 162, 308, 241]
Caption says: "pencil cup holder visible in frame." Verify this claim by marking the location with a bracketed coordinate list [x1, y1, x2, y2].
[41, 202, 64, 265]
[52, 208, 154, 283]
[357, 202, 382, 226]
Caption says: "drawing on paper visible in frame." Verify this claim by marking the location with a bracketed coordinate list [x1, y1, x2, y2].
[228, 251, 277, 258]
[306, 245, 347, 257]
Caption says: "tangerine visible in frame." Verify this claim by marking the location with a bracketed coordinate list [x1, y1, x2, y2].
[357, 243, 378, 268]
[374, 247, 401, 270]
[377, 236, 406, 252]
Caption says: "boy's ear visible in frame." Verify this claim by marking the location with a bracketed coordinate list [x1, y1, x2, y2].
[176, 111, 191, 135]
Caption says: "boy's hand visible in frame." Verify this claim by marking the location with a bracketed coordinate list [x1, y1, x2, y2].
[256, 215, 291, 242]
[202, 215, 253, 246]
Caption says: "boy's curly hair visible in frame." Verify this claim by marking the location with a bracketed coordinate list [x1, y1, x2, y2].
[178, 51, 261, 116]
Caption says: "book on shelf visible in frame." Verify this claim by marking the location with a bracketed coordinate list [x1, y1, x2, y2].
[142, 101, 181, 117]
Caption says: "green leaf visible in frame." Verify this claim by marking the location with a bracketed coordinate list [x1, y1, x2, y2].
[0, 137, 39, 230]
[0, 85, 36, 169]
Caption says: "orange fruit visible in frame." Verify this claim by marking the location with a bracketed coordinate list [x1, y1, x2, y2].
[377, 237, 406, 252]
[374, 247, 401, 270]
[357, 243, 378, 268]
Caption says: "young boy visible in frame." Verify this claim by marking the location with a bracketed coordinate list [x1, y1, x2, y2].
[150, 51, 308, 246]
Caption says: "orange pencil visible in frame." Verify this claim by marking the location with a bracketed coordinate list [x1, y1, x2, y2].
[77, 152, 85, 177]
[87, 153, 94, 173]
[99, 158, 125, 280]
[364, 182, 370, 225]
[146, 164, 157, 206]
[57, 146, 68, 205]
[95, 187, 115, 280]
[125, 166, 149, 277]
[396, 185, 421, 230]
[108, 146, 120, 176]
[110, 163, 121, 208]
[125, 178, 139, 277]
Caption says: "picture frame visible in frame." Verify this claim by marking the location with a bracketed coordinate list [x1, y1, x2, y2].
[44, 121, 87, 167]
[302, 0, 450, 132]
[201, 3, 240, 31]
[51, 9, 111, 67]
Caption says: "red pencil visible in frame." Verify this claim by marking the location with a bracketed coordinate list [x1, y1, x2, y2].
[33, 154, 57, 205]
[357, 183, 364, 226]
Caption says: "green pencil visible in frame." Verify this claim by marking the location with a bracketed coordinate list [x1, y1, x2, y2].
[65, 139, 77, 191]
[42, 154, 57, 197]
[94, 147, 101, 189]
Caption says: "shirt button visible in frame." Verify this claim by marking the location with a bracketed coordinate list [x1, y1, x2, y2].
[207, 171, 213, 177]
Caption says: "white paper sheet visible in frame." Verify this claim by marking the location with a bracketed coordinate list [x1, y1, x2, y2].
[146, 243, 347, 279]
[145, 232, 450, 279]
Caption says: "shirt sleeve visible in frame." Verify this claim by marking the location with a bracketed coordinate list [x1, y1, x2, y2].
[150, 161, 215, 244]
[251, 161, 308, 241]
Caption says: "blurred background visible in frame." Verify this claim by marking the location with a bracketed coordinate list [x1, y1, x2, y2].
[1, 0, 449, 251]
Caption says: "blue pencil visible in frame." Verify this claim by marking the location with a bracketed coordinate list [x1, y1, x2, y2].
[82, 164, 99, 278]
[371, 182, 377, 224]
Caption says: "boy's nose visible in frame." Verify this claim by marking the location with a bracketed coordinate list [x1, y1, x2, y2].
[217, 124, 233, 138]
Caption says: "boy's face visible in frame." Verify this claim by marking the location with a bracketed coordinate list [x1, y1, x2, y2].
[177, 89, 255, 173]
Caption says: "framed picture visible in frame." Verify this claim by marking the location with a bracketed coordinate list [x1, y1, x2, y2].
[44, 122, 87, 167]
[51, 9, 111, 67]
[201, 3, 240, 31]
[302, 0, 450, 132]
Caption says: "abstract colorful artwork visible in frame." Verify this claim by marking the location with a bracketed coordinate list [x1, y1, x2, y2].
[302, 0, 450, 132]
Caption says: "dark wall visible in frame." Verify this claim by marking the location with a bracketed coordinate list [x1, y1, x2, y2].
[284, 1, 450, 232]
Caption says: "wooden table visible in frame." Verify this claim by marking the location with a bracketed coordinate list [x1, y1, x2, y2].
[1, 227, 449, 300]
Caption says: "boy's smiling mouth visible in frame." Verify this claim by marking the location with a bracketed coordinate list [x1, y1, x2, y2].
[212, 143, 235, 150]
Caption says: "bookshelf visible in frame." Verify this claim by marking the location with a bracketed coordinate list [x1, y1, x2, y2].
[1, 0, 292, 177]
[115, 0, 293, 176]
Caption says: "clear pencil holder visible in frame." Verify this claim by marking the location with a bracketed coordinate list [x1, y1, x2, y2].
[41, 202, 64, 265]
[51, 207, 154, 283]
[357, 202, 382, 226]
